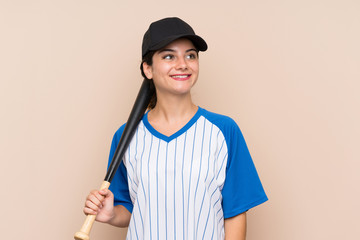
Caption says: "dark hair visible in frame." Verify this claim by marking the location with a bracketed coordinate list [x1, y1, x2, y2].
[140, 51, 157, 109]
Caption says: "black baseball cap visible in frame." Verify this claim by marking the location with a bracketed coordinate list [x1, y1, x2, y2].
[142, 17, 208, 58]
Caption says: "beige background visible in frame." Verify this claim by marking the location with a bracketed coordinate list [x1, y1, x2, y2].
[1, 0, 359, 239]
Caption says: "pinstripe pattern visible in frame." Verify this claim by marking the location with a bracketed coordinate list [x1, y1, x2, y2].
[109, 105, 268, 240]
[123, 112, 228, 240]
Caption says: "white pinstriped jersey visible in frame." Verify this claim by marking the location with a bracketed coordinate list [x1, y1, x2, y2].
[108, 107, 267, 240]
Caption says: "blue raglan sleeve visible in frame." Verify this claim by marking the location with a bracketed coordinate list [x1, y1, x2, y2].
[221, 119, 268, 219]
[107, 124, 134, 213]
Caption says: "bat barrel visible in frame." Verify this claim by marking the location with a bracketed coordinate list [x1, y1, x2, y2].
[104, 79, 154, 182]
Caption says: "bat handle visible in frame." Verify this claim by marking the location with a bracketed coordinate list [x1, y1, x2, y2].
[74, 181, 111, 240]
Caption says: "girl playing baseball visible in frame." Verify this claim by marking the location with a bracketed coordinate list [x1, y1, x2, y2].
[83, 17, 267, 240]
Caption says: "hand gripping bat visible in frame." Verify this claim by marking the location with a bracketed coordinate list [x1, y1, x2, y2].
[74, 79, 154, 240]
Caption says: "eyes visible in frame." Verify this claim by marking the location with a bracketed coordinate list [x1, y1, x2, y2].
[161, 52, 198, 61]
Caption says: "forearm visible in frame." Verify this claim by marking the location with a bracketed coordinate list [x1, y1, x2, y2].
[108, 205, 132, 228]
[224, 212, 247, 240]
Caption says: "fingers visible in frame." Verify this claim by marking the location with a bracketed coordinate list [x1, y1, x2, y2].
[83, 190, 107, 214]
[84, 201, 99, 215]
[99, 189, 113, 198]
[90, 190, 105, 205]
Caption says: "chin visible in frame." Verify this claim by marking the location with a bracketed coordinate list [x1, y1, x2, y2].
[173, 85, 194, 95]
[174, 81, 196, 91]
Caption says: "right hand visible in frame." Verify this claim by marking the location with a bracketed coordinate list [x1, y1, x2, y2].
[83, 189, 115, 223]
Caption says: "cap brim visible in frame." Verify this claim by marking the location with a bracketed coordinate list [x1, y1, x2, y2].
[149, 34, 208, 53]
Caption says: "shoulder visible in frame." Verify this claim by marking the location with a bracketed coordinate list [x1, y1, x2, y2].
[112, 123, 127, 143]
[199, 107, 247, 153]
[199, 107, 241, 133]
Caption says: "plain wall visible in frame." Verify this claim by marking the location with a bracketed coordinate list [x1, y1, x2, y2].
[1, 0, 359, 239]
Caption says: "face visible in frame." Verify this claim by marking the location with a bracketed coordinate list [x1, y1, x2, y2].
[143, 38, 199, 97]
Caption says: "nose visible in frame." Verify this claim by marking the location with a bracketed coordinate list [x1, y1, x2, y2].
[175, 56, 188, 70]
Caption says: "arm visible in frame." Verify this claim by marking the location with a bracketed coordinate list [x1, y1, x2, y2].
[224, 212, 247, 240]
[108, 204, 131, 227]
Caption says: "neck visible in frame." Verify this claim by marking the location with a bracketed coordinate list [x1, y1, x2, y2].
[148, 92, 197, 124]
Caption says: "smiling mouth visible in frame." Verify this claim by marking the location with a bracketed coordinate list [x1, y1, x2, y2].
[170, 74, 191, 80]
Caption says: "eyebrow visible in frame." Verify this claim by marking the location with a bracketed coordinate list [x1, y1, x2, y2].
[158, 48, 198, 54]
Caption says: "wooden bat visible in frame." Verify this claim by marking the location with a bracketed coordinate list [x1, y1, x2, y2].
[74, 79, 154, 240]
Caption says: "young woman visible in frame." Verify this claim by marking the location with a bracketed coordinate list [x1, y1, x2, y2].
[83, 17, 268, 240]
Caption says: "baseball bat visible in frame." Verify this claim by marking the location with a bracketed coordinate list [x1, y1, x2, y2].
[74, 79, 154, 240]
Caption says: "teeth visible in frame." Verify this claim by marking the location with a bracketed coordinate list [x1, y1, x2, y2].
[172, 75, 189, 78]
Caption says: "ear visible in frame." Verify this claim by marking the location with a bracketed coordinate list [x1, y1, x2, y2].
[142, 62, 153, 80]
